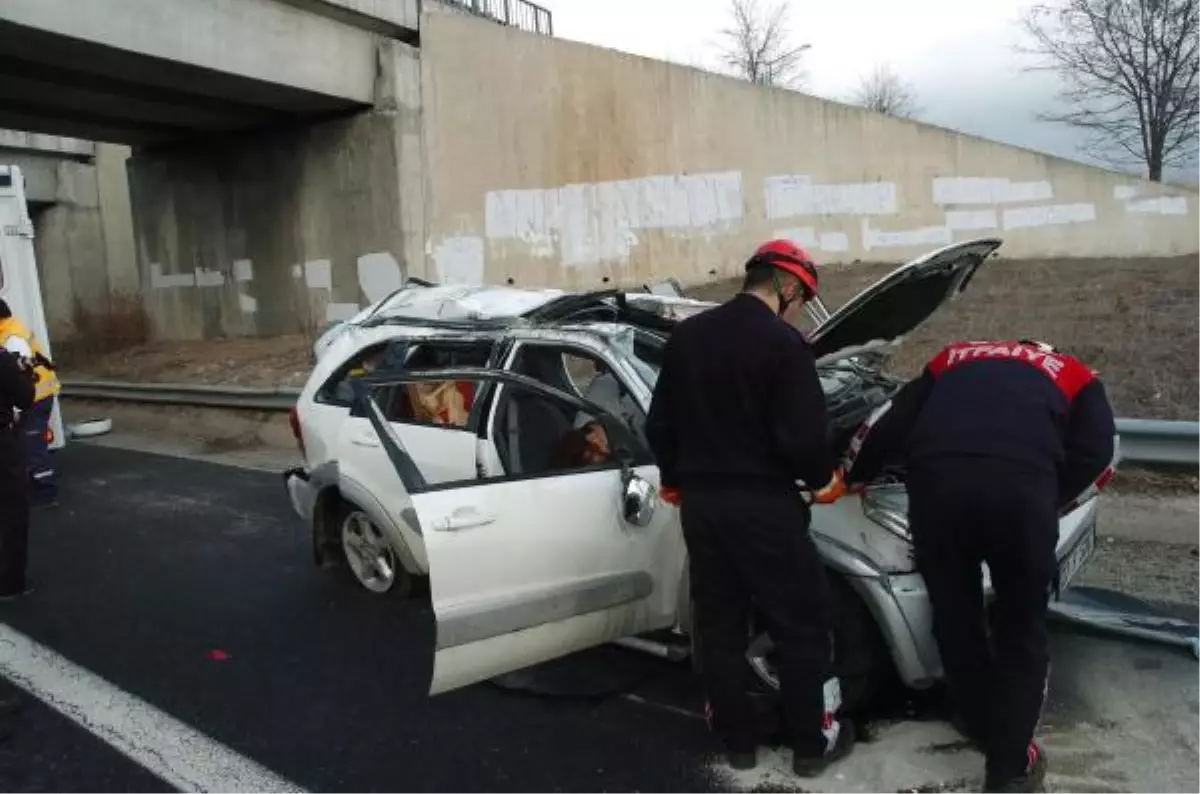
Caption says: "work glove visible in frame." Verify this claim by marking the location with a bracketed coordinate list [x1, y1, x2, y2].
[812, 469, 848, 504]
[659, 486, 682, 507]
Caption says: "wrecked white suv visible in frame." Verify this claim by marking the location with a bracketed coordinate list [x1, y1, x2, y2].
[283, 238, 1103, 708]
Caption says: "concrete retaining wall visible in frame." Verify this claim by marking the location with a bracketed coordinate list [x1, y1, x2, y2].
[417, 12, 1199, 290]
[91, 8, 1200, 343]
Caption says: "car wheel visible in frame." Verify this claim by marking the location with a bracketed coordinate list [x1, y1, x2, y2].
[338, 505, 412, 597]
[745, 573, 890, 713]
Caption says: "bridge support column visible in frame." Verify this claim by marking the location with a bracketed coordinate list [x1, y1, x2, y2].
[127, 40, 424, 341]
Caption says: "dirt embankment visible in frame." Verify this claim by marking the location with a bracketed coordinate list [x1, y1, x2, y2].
[63, 255, 1198, 419]
[691, 254, 1199, 421]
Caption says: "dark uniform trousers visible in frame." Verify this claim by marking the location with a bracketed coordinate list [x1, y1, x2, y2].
[680, 485, 834, 756]
[907, 457, 1058, 783]
[0, 425, 30, 594]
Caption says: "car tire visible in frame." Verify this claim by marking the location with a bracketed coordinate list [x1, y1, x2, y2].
[744, 572, 891, 714]
[336, 502, 413, 598]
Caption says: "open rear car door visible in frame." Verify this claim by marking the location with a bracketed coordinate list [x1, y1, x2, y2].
[354, 367, 684, 695]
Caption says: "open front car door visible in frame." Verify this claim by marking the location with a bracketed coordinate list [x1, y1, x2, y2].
[355, 367, 684, 695]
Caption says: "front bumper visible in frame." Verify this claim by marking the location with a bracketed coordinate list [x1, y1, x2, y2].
[284, 466, 318, 524]
[878, 496, 1102, 688]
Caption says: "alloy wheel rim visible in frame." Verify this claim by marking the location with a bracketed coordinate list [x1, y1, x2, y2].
[341, 511, 397, 593]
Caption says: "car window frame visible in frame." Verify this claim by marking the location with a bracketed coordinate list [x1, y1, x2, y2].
[358, 367, 654, 495]
[320, 336, 495, 419]
[500, 338, 650, 442]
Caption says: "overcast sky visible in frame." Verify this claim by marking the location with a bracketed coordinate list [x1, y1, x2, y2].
[539, 0, 1196, 185]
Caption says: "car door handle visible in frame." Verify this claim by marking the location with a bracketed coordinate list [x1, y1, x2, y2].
[433, 507, 496, 532]
[350, 432, 380, 448]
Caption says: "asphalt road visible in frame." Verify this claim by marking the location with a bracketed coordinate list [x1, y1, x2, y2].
[0, 444, 716, 792]
[0, 443, 1196, 792]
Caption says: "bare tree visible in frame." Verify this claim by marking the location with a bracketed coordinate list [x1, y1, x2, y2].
[716, 0, 810, 88]
[852, 64, 921, 119]
[1022, 0, 1198, 182]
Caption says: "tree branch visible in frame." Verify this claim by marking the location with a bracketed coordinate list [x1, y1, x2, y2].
[1022, 0, 1198, 181]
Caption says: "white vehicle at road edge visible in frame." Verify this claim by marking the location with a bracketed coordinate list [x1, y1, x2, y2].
[283, 238, 1108, 709]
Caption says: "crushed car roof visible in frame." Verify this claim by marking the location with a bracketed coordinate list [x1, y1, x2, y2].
[363, 284, 567, 323]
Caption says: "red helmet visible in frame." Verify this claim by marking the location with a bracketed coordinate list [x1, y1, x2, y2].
[746, 239, 819, 300]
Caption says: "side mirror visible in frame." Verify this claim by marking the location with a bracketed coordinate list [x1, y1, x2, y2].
[620, 460, 658, 527]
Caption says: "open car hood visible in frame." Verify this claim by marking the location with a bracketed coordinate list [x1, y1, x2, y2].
[808, 238, 1003, 364]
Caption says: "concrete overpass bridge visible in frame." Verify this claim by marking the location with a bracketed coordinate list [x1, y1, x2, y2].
[0, 0, 549, 147]
[0, 0, 551, 340]
[0, 0, 419, 147]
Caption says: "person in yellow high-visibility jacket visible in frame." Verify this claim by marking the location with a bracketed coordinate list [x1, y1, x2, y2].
[0, 299, 60, 507]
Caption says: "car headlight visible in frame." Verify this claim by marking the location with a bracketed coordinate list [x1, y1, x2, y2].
[862, 483, 911, 540]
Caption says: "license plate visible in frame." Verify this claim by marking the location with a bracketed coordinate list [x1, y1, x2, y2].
[1058, 523, 1096, 591]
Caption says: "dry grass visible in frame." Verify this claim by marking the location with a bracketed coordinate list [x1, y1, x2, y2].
[690, 254, 1199, 421]
[66, 333, 315, 388]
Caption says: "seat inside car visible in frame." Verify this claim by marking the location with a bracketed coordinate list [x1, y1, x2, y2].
[498, 347, 578, 475]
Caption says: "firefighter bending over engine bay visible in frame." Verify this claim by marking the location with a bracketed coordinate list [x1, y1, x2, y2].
[841, 339, 1118, 793]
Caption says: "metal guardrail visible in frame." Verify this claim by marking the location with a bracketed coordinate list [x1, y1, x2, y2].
[63, 380, 301, 412]
[1114, 418, 1200, 466]
[61, 380, 1200, 466]
[440, 0, 553, 36]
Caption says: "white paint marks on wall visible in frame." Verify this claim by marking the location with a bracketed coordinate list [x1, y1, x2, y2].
[1002, 203, 1097, 230]
[764, 176, 896, 219]
[819, 231, 850, 252]
[326, 302, 361, 323]
[1114, 185, 1142, 200]
[774, 227, 850, 253]
[861, 219, 952, 251]
[357, 252, 404, 303]
[775, 227, 818, 248]
[304, 259, 333, 291]
[1125, 196, 1189, 215]
[485, 171, 745, 268]
[232, 259, 256, 314]
[233, 259, 254, 283]
[149, 263, 195, 290]
[431, 235, 485, 285]
[945, 209, 999, 231]
[194, 268, 225, 288]
[932, 177, 1053, 205]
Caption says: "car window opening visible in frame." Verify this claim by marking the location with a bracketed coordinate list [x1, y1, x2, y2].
[490, 382, 647, 480]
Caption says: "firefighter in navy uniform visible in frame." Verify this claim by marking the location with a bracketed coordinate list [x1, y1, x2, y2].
[841, 340, 1117, 793]
[0, 347, 36, 601]
[646, 240, 855, 776]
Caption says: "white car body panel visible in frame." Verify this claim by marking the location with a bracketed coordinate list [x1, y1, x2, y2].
[415, 465, 682, 694]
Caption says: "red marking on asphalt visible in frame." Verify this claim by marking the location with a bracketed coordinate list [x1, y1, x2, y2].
[206, 650, 232, 662]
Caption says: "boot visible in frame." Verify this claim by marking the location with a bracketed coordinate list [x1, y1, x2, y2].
[792, 720, 856, 777]
[984, 742, 1047, 793]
